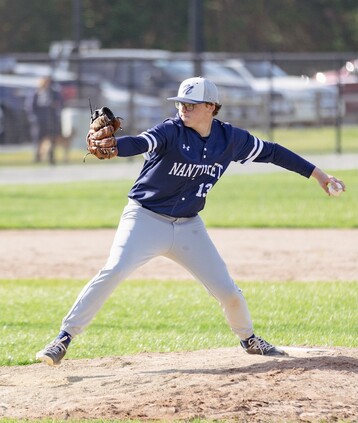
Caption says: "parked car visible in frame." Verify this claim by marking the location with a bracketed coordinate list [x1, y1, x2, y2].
[0, 55, 16, 73]
[100, 81, 164, 134]
[13, 62, 101, 108]
[315, 59, 358, 85]
[0, 74, 38, 144]
[314, 59, 358, 120]
[0, 62, 103, 147]
[75, 50, 263, 127]
[153, 59, 262, 124]
[223, 59, 339, 126]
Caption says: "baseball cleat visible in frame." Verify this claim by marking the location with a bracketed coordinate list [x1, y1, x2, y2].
[240, 335, 288, 357]
[36, 336, 69, 366]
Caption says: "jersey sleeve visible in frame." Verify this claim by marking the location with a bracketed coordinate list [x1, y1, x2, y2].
[116, 121, 176, 158]
[232, 128, 315, 178]
[254, 141, 315, 178]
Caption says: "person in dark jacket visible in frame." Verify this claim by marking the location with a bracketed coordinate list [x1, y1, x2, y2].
[32, 76, 63, 164]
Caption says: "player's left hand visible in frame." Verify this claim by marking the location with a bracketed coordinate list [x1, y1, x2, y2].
[84, 107, 122, 161]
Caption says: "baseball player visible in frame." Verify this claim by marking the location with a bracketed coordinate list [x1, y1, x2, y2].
[36, 77, 345, 366]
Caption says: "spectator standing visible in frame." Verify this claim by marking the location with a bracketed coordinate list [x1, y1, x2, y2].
[32, 76, 63, 164]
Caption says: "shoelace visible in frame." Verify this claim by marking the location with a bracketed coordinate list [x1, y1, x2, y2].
[248, 336, 274, 353]
[45, 336, 68, 354]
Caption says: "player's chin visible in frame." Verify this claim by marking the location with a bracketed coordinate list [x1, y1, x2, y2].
[181, 115, 192, 126]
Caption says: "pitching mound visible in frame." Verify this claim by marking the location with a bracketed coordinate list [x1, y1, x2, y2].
[1, 229, 357, 421]
[1, 347, 358, 421]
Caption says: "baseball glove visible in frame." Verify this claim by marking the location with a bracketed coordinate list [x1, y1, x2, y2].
[85, 107, 122, 161]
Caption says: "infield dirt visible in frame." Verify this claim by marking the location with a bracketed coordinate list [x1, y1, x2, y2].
[1, 228, 358, 422]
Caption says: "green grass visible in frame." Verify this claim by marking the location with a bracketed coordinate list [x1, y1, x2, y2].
[1, 279, 357, 367]
[0, 146, 86, 166]
[1, 125, 358, 167]
[201, 170, 357, 228]
[0, 179, 133, 228]
[0, 170, 356, 228]
[252, 125, 358, 154]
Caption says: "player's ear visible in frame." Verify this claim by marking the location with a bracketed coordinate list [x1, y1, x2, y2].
[205, 103, 215, 113]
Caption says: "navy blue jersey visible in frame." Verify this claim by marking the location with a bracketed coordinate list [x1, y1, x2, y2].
[115, 116, 315, 217]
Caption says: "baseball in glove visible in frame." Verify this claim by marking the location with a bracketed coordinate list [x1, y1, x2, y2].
[84, 106, 122, 161]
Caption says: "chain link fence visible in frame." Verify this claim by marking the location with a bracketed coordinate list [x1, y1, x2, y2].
[1, 49, 357, 156]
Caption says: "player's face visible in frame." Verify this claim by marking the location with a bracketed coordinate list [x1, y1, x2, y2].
[176, 102, 214, 130]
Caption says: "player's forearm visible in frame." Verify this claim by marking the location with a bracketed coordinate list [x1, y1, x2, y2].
[116, 136, 149, 157]
[273, 144, 316, 177]
[256, 143, 315, 178]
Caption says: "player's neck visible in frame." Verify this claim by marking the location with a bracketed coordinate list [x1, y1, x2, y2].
[195, 120, 213, 138]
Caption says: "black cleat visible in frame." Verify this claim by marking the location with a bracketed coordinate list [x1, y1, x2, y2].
[36, 336, 70, 366]
[240, 335, 288, 357]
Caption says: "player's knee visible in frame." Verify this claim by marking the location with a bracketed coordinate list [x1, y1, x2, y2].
[221, 282, 245, 304]
[222, 293, 242, 309]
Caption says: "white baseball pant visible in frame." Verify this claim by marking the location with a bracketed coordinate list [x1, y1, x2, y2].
[61, 199, 254, 340]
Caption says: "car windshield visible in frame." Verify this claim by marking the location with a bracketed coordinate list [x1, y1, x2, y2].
[244, 61, 287, 78]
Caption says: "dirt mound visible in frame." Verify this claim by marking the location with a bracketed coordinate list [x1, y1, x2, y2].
[1, 347, 358, 422]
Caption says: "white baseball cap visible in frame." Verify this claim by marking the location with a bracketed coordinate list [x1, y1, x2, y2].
[167, 76, 220, 104]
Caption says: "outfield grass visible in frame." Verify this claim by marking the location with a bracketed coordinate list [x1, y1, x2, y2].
[0, 279, 357, 367]
[253, 124, 358, 154]
[0, 170, 356, 228]
[1, 125, 358, 167]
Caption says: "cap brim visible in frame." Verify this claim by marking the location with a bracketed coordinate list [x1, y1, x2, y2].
[167, 96, 204, 104]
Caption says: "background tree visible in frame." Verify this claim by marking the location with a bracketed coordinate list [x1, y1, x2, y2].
[0, 0, 358, 53]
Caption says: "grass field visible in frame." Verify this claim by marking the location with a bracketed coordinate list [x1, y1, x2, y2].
[1, 125, 358, 166]
[1, 279, 357, 367]
[0, 170, 357, 228]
